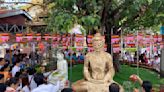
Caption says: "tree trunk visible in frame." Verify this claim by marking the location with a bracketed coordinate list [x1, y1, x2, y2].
[105, 24, 112, 54]
[100, 0, 113, 54]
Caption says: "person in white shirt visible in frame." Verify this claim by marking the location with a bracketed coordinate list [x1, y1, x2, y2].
[154, 55, 160, 72]
[11, 61, 20, 77]
[27, 68, 37, 91]
[32, 73, 60, 92]
[20, 74, 30, 92]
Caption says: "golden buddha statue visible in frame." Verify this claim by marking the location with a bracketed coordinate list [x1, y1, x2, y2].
[72, 33, 124, 92]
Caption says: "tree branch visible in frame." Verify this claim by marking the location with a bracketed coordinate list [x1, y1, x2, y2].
[109, 0, 134, 18]
[100, 0, 112, 26]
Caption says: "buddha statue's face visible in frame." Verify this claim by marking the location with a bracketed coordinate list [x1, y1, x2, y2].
[57, 52, 64, 61]
[92, 33, 105, 52]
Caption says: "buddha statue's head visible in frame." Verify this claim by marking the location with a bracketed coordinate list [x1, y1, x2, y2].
[56, 50, 64, 61]
[92, 33, 105, 52]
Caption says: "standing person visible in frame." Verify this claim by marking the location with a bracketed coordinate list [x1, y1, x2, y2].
[27, 68, 37, 91]
[23, 54, 30, 67]
[4, 49, 10, 62]
[134, 51, 137, 63]
[5, 77, 20, 92]
[0, 58, 6, 70]
[0, 74, 7, 92]
[29, 51, 37, 67]
[11, 61, 20, 77]
[12, 54, 17, 65]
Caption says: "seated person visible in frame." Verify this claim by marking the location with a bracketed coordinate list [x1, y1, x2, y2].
[32, 73, 60, 92]
[78, 53, 84, 63]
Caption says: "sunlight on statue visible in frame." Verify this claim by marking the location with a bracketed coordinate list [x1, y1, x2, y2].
[72, 33, 124, 92]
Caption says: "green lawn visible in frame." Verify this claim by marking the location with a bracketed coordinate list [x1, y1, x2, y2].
[68, 64, 162, 91]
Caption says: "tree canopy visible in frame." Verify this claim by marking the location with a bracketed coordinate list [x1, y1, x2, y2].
[45, 0, 164, 34]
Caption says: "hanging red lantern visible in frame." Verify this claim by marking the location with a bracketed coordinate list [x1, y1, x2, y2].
[1, 33, 10, 42]
[44, 34, 51, 41]
[26, 33, 33, 41]
[36, 33, 41, 41]
[16, 33, 23, 42]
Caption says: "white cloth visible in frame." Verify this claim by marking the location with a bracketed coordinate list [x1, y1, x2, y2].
[154, 57, 160, 72]
[11, 65, 20, 77]
[16, 83, 22, 91]
[156, 58, 160, 64]
[43, 72, 51, 77]
[28, 75, 37, 91]
[22, 86, 30, 92]
[32, 81, 60, 92]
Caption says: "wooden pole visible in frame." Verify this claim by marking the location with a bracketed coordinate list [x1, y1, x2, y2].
[137, 30, 139, 76]
[10, 49, 12, 65]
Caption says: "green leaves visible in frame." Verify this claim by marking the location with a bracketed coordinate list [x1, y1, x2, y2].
[45, 9, 77, 33]
[80, 15, 100, 26]
[54, 0, 77, 9]
[45, 0, 164, 34]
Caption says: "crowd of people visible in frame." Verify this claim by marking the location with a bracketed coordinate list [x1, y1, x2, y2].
[0, 48, 156, 92]
[0, 49, 72, 92]
[121, 50, 161, 72]
[64, 49, 85, 65]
